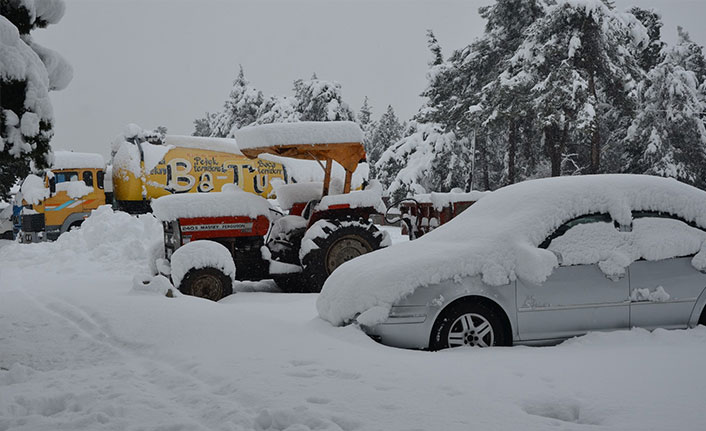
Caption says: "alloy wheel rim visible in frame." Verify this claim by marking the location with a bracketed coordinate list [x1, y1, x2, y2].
[447, 313, 494, 348]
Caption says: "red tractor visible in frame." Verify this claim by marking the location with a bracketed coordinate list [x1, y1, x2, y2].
[385, 191, 489, 240]
[152, 122, 390, 300]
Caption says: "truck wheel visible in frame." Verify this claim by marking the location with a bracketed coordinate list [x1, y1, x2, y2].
[300, 219, 387, 293]
[179, 267, 233, 301]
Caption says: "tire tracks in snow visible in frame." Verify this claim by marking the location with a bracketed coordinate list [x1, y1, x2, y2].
[11, 283, 254, 430]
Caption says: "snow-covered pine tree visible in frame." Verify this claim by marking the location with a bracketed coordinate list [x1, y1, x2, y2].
[357, 96, 375, 154]
[629, 7, 665, 72]
[376, 32, 472, 198]
[623, 29, 706, 188]
[192, 112, 215, 136]
[293, 74, 355, 122]
[507, 0, 647, 176]
[0, 0, 72, 200]
[367, 105, 402, 177]
[254, 95, 299, 124]
[357, 96, 373, 127]
[469, 1, 546, 185]
[209, 66, 264, 138]
[420, 1, 546, 190]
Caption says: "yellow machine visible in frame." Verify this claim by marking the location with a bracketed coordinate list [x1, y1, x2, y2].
[19, 151, 107, 242]
[112, 135, 288, 213]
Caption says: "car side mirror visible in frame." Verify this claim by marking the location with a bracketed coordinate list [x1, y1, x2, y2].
[49, 178, 56, 195]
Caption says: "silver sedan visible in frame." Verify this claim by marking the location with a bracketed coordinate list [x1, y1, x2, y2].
[318, 175, 706, 350]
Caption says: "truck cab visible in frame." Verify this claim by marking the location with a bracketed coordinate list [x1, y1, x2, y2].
[19, 151, 106, 242]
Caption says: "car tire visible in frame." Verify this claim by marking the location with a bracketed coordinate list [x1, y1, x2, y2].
[179, 267, 233, 301]
[300, 219, 384, 293]
[699, 306, 706, 326]
[430, 301, 510, 350]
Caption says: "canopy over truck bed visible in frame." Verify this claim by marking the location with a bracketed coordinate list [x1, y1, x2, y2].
[234, 121, 366, 195]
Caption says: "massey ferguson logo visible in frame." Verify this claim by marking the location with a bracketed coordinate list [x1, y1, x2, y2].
[181, 223, 253, 232]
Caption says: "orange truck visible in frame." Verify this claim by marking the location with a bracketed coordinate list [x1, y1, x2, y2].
[18, 151, 108, 242]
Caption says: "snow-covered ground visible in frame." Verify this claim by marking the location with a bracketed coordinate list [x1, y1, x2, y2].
[1, 209, 705, 431]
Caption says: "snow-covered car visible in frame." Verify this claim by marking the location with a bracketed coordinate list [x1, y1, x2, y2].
[317, 174, 706, 350]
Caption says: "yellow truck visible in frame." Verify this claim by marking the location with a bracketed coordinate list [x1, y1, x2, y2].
[111, 134, 288, 213]
[19, 151, 108, 242]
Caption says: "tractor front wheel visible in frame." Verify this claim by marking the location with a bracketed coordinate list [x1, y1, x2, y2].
[179, 267, 233, 301]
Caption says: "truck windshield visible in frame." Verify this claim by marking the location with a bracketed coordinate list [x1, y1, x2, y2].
[53, 171, 79, 184]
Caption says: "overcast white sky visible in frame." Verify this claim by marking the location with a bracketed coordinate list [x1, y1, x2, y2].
[33, 0, 706, 158]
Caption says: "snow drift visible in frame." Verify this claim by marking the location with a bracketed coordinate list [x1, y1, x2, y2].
[0, 205, 162, 274]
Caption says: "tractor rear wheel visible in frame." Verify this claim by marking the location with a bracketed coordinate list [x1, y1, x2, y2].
[300, 219, 387, 293]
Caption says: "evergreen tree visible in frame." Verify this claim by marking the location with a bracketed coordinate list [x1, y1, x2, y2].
[192, 113, 215, 136]
[629, 7, 665, 72]
[624, 29, 706, 188]
[0, 0, 72, 200]
[368, 105, 403, 176]
[376, 34, 472, 197]
[255, 95, 299, 124]
[293, 74, 355, 122]
[357, 97, 373, 127]
[210, 66, 264, 137]
[506, 0, 646, 175]
[357, 97, 376, 158]
[421, 1, 547, 189]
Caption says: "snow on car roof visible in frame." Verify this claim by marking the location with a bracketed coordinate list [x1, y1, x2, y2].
[163, 135, 243, 155]
[317, 174, 706, 326]
[52, 151, 105, 169]
[233, 121, 364, 150]
[152, 184, 273, 221]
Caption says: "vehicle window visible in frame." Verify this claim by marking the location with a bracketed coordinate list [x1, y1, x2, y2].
[545, 215, 622, 267]
[97, 171, 105, 189]
[53, 171, 79, 184]
[539, 214, 612, 249]
[82, 171, 94, 187]
[631, 213, 706, 261]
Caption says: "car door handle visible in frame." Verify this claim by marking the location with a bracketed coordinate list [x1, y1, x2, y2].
[605, 273, 625, 282]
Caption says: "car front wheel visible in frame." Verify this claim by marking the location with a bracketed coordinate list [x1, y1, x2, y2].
[430, 301, 509, 350]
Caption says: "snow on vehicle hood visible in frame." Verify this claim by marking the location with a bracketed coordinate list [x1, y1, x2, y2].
[151, 184, 274, 221]
[317, 174, 706, 326]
